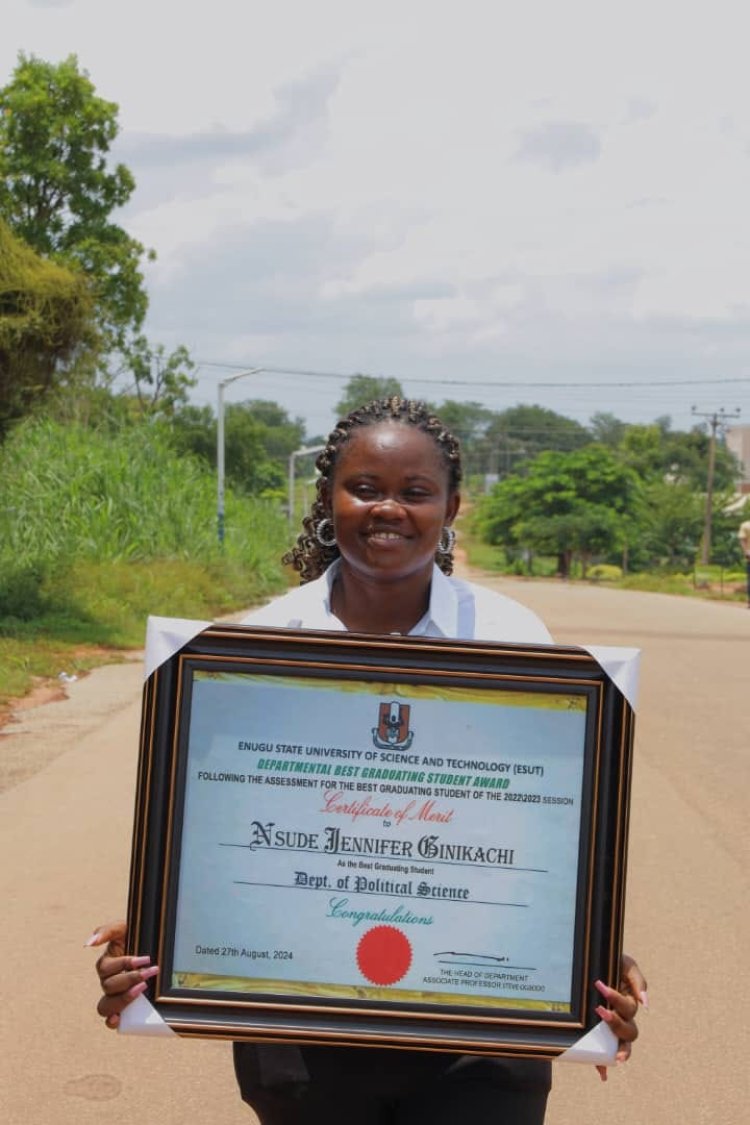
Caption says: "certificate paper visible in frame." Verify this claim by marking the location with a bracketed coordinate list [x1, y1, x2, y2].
[129, 625, 635, 1055]
[173, 674, 586, 1012]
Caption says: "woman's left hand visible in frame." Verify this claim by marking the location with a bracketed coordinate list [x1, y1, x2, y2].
[594, 953, 648, 1081]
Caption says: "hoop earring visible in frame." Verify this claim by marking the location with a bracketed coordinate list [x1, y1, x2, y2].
[314, 517, 337, 548]
[437, 527, 456, 555]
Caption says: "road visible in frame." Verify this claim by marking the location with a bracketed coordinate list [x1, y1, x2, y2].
[1, 576, 747, 1124]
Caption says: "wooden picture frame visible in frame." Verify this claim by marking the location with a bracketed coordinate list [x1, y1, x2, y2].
[127, 625, 634, 1058]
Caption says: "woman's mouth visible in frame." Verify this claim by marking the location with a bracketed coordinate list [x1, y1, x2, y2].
[366, 530, 407, 542]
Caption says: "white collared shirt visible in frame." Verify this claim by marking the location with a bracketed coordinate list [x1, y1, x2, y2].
[241, 562, 551, 644]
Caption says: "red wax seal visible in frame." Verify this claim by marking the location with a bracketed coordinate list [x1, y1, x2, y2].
[356, 926, 412, 985]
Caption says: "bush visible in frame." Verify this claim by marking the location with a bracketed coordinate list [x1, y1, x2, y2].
[588, 564, 623, 582]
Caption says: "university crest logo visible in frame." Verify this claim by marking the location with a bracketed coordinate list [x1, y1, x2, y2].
[372, 701, 414, 750]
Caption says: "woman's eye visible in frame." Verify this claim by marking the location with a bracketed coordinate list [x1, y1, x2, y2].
[353, 483, 377, 498]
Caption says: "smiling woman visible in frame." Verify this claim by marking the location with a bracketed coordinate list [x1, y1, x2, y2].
[320, 418, 459, 631]
[91, 398, 646, 1125]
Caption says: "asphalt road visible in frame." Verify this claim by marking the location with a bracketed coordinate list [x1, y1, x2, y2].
[1, 576, 747, 1124]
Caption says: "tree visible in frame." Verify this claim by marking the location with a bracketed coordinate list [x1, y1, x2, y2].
[0, 217, 95, 437]
[516, 506, 622, 577]
[433, 400, 494, 476]
[476, 445, 638, 576]
[619, 422, 738, 492]
[480, 404, 590, 477]
[635, 479, 704, 568]
[335, 374, 404, 417]
[117, 336, 196, 417]
[589, 411, 627, 448]
[171, 399, 306, 496]
[0, 53, 151, 350]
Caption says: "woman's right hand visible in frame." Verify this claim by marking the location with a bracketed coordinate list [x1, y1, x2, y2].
[86, 921, 160, 1030]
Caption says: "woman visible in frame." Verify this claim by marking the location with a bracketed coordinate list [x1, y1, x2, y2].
[91, 398, 646, 1124]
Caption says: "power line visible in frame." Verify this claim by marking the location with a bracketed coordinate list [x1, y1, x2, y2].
[194, 360, 750, 391]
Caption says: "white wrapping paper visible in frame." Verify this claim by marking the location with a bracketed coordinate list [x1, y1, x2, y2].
[144, 615, 211, 681]
[119, 993, 176, 1037]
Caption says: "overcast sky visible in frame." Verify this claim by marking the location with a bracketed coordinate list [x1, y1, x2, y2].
[6, 0, 750, 437]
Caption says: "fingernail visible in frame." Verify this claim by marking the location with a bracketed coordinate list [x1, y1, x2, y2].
[595, 1005, 614, 1023]
[594, 979, 613, 998]
[640, 989, 649, 1010]
[130, 955, 151, 968]
[84, 930, 101, 947]
[140, 965, 159, 981]
[127, 980, 148, 999]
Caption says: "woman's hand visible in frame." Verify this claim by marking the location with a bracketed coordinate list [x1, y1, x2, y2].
[594, 953, 648, 1081]
[86, 921, 159, 1030]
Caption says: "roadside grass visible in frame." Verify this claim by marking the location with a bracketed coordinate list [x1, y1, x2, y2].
[461, 533, 747, 603]
[0, 418, 292, 708]
[462, 538, 558, 578]
[0, 557, 291, 710]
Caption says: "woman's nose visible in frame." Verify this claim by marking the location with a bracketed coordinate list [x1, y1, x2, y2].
[371, 495, 405, 517]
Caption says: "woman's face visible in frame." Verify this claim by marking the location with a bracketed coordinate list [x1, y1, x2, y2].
[326, 422, 460, 585]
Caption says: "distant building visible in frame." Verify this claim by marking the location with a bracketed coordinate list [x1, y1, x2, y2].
[726, 424, 750, 494]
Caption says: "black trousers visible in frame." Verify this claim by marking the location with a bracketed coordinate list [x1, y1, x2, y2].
[233, 1045, 552, 1125]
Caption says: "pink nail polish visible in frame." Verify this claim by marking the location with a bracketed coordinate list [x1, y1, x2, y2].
[640, 989, 649, 1010]
[84, 931, 101, 947]
[130, 955, 151, 968]
[595, 1005, 614, 1023]
[140, 965, 159, 980]
[127, 980, 148, 999]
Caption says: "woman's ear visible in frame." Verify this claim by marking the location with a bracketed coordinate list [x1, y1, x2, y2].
[445, 491, 461, 526]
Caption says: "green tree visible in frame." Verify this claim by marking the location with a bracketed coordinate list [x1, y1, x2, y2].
[480, 404, 590, 477]
[634, 480, 704, 568]
[516, 505, 622, 577]
[476, 445, 638, 576]
[171, 399, 306, 496]
[117, 336, 196, 417]
[0, 53, 151, 350]
[433, 400, 494, 476]
[0, 217, 95, 437]
[589, 411, 627, 448]
[335, 374, 404, 417]
[619, 421, 738, 491]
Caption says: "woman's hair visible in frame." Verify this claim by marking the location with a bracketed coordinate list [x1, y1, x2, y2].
[283, 396, 462, 583]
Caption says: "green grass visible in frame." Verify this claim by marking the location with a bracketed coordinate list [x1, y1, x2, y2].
[0, 417, 293, 706]
[461, 530, 747, 602]
[462, 536, 557, 577]
[0, 557, 291, 708]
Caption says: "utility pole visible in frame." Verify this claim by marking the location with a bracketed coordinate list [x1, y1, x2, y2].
[691, 406, 741, 565]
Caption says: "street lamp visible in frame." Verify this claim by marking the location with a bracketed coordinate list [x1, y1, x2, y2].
[217, 368, 263, 545]
[288, 444, 325, 529]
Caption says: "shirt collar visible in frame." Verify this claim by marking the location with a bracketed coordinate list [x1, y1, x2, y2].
[322, 561, 458, 638]
[420, 563, 459, 637]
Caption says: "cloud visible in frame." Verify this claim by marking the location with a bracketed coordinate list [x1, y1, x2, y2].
[626, 98, 658, 123]
[118, 66, 340, 174]
[515, 120, 601, 172]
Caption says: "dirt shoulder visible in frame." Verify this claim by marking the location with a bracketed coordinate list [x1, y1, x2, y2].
[0, 652, 144, 793]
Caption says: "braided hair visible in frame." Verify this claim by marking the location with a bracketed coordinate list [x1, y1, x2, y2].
[283, 397, 462, 583]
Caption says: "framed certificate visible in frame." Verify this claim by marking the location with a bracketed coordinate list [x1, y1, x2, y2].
[127, 625, 634, 1057]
